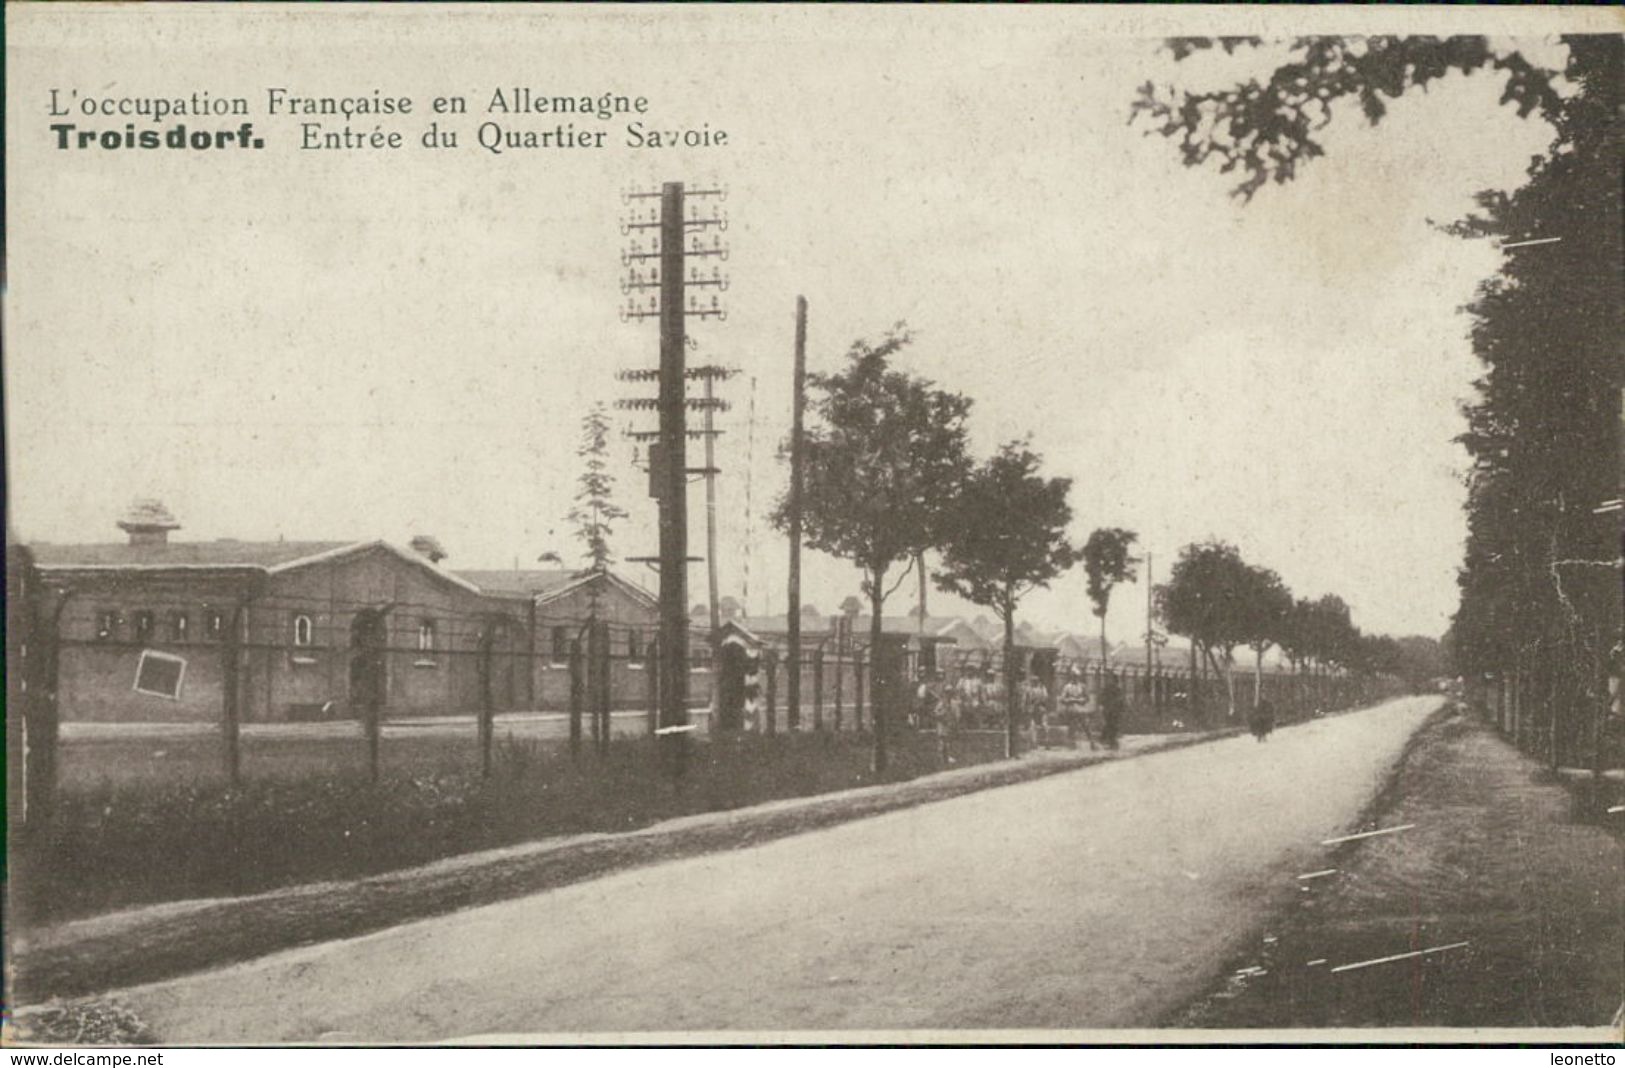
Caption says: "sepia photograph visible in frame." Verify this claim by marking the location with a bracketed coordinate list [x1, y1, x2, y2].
[3, 3, 1621, 1049]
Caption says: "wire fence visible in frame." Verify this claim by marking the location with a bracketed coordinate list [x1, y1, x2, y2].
[7, 553, 1390, 820]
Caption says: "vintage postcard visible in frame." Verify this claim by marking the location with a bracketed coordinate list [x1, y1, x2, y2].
[4, 2, 1621, 1049]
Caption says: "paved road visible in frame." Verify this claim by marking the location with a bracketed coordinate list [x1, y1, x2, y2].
[121, 697, 1441, 1041]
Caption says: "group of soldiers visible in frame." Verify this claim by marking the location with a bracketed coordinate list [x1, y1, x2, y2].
[911, 666, 1125, 750]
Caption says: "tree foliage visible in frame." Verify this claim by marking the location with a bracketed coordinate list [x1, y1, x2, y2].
[567, 403, 628, 574]
[936, 440, 1079, 625]
[775, 325, 973, 598]
[1132, 36, 1566, 201]
[935, 438, 1078, 757]
[1135, 34, 1623, 762]
[1237, 564, 1293, 660]
[1081, 527, 1139, 660]
[1082, 528, 1140, 622]
[774, 325, 972, 770]
[1156, 540, 1252, 661]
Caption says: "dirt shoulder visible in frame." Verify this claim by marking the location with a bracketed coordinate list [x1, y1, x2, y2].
[1171, 703, 1624, 1030]
[13, 728, 1238, 1008]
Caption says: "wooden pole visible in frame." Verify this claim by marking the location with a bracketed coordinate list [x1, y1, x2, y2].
[704, 376, 722, 638]
[223, 600, 244, 787]
[657, 181, 690, 773]
[787, 295, 808, 731]
[569, 632, 585, 758]
[478, 622, 496, 779]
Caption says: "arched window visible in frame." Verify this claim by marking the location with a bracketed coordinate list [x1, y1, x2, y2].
[628, 629, 644, 664]
[168, 611, 190, 643]
[418, 619, 436, 652]
[292, 614, 314, 647]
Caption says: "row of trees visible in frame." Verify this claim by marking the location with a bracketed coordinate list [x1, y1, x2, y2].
[773, 325, 1073, 767]
[1445, 39, 1622, 767]
[774, 325, 1412, 771]
[1156, 540, 1442, 720]
[1133, 35, 1621, 767]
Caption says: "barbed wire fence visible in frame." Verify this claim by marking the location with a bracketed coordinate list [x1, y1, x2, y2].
[8, 552, 1394, 820]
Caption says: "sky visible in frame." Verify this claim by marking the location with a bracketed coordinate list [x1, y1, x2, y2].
[7, 6, 1603, 645]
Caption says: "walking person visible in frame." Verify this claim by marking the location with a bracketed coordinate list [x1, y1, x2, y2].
[1249, 696, 1276, 742]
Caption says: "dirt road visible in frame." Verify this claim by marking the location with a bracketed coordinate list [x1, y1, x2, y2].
[119, 696, 1441, 1041]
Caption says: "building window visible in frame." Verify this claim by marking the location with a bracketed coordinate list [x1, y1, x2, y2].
[96, 610, 119, 641]
[628, 630, 644, 664]
[418, 619, 436, 652]
[168, 611, 190, 643]
[292, 614, 315, 647]
[551, 625, 570, 661]
[205, 610, 225, 641]
[133, 610, 155, 644]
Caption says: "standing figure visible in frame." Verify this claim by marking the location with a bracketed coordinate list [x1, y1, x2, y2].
[955, 671, 980, 729]
[1059, 669, 1096, 751]
[1100, 672, 1125, 750]
[1023, 675, 1051, 746]
[913, 669, 940, 730]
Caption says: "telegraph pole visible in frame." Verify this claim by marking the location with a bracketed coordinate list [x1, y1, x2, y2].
[657, 181, 689, 749]
[787, 296, 807, 731]
[618, 182, 728, 767]
[703, 368, 721, 635]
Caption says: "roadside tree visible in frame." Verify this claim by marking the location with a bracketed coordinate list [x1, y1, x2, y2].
[774, 326, 972, 771]
[936, 439, 1080, 758]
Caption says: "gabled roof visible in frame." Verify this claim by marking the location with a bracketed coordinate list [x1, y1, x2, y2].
[1054, 633, 1110, 656]
[458, 567, 659, 610]
[717, 619, 764, 648]
[455, 569, 580, 597]
[32, 539, 352, 569]
[32, 539, 487, 595]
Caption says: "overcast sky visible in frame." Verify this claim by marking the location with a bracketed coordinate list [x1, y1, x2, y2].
[8, 7, 1605, 643]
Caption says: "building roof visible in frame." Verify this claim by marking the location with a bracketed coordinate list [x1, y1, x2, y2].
[32, 539, 487, 595]
[455, 569, 581, 597]
[31, 539, 352, 569]
[1111, 643, 1183, 664]
[458, 567, 659, 610]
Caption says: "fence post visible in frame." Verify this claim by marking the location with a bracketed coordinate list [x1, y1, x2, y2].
[591, 622, 611, 755]
[764, 649, 778, 736]
[647, 636, 661, 737]
[19, 565, 65, 833]
[569, 635, 585, 758]
[222, 600, 244, 787]
[5, 544, 28, 846]
[813, 646, 825, 731]
[854, 653, 866, 731]
[833, 647, 845, 732]
[478, 625, 496, 780]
